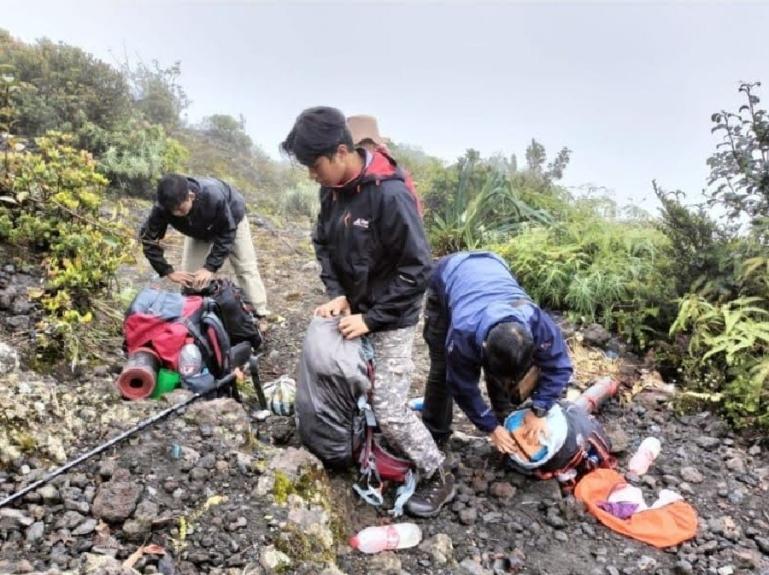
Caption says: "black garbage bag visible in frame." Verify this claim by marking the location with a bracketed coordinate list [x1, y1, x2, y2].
[295, 317, 371, 468]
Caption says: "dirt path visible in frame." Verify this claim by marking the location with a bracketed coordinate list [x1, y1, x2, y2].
[0, 221, 768, 575]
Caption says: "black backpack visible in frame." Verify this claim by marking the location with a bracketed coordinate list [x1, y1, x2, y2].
[186, 279, 262, 351]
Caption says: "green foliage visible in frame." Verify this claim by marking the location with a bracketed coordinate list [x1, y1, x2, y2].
[122, 59, 189, 130]
[707, 82, 769, 222]
[654, 182, 738, 300]
[0, 30, 133, 148]
[652, 83, 769, 429]
[523, 138, 572, 183]
[279, 180, 319, 219]
[428, 155, 553, 254]
[98, 118, 188, 196]
[0, 132, 134, 365]
[670, 294, 769, 429]
[495, 217, 675, 347]
[200, 114, 253, 154]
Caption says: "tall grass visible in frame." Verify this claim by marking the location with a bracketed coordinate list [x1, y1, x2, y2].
[493, 218, 676, 346]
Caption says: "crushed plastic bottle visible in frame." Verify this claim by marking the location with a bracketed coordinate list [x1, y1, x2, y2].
[627, 437, 662, 476]
[178, 343, 202, 377]
[349, 523, 422, 554]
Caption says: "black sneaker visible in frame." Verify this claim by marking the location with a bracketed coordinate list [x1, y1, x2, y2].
[405, 463, 456, 518]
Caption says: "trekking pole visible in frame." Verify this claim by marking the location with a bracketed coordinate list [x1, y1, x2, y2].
[0, 368, 241, 509]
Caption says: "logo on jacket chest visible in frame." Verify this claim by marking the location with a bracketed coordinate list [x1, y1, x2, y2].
[341, 211, 369, 229]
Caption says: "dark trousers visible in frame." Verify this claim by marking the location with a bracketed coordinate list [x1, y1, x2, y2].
[421, 289, 517, 443]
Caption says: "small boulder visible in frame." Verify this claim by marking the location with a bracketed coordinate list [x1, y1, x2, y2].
[92, 468, 141, 523]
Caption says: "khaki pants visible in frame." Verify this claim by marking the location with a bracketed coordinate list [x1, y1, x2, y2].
[181, 217, 268, 315]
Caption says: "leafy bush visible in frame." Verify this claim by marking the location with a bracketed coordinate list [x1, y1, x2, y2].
[0, 132, 134, 365]
[670, 294, 769, 429]
[654, 183, 738, 301]
[98, 118, 188, 196]
[656, 83, 769, 430]
[0, 30, 133, 148]
[122, 59, 189, 130]
[429, 159, 553, 254]
[279, 181, 319, 219]
[707, 82, 769, 223]
[494, 216, 676, 347]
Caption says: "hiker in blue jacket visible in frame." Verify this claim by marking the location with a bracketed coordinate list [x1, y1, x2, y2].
[421, 251, 573, 455]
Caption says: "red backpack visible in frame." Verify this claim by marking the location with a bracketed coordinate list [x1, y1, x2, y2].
[123, 287, 232, 377]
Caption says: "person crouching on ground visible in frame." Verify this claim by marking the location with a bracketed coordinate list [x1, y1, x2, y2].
[280, 106, 455, 518]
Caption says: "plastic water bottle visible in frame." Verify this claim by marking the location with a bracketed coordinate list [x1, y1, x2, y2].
[408, 397, 424, 412]
[574, 377, 619, 413]
[178, 343, 202, 377]
[349, 523, 422, 554]
[627, 437, 662, 476]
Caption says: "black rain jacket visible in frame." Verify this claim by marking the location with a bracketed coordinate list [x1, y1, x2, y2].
[140, 177, 246, 276]
[313, 150, 432, 332]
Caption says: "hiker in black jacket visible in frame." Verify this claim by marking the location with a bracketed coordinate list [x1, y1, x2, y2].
[281, 107, 455, 518]
[140, 174, 269, 316]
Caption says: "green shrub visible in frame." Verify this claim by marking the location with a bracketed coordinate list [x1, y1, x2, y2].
[494, 217, 676, 347]
[279, 181, 319, 219]
[0, 132, 134, 366]
[98, 117, 189, 196]
[429, 163, 553, 254]
[0, 30, 133, 147]
[670, 294, 769, 430]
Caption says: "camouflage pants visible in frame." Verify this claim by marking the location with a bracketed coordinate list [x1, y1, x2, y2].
[369, 325, 445, 477]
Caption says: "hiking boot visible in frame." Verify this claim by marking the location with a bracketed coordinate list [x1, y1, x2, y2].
[405, 462, 456, 518]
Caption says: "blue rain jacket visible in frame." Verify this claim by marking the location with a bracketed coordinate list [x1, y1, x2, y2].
[431, 251, 573, 432]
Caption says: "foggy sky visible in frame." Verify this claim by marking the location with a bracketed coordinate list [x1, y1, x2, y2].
[4, 0, 769, 211]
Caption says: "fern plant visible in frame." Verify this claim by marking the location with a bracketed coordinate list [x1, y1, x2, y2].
[670, 294, 769, 429]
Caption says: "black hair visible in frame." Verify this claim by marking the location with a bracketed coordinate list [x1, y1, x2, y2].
[157, 174, 190, 211]
[280, 106, 354, 167]
[483, 321, 535, 380]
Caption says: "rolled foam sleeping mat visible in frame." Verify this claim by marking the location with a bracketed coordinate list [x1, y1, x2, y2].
[116, 348, 160, 400]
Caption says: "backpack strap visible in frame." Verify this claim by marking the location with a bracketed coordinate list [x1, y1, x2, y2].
[182, 314, 213, 366]
[200, 304, 231, 375]
[352, 348, 416, 517]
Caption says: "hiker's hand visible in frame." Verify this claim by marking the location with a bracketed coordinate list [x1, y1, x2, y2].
[489, 425, 518, 454]
[338, 314, 370, 339]
[521, 409, 549, 443]
[167, 271, 193, 287]
[314, 296, 350, 318]
[192, 268, 214, 289]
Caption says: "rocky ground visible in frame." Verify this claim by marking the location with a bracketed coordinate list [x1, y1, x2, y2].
[0, 220, 768, 575]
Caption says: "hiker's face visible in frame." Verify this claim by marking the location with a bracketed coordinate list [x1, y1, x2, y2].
[171, 192, 194, 217]
[308, 145, 349, 187]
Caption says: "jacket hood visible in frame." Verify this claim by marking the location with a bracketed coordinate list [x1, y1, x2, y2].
[339, 150, 405, 191]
